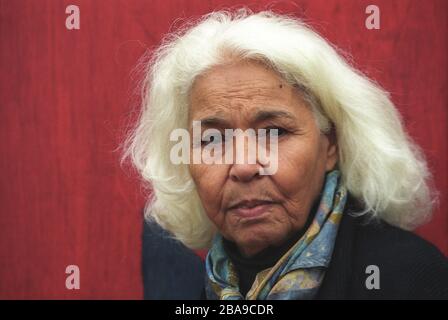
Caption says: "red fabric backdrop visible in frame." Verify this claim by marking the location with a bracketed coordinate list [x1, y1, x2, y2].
[0, 0, 446, 299]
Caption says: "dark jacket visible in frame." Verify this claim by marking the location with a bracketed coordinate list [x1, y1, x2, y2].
[142, 205, 448, 300]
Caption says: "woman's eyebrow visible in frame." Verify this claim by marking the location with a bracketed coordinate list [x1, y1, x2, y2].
[191, 109, 297, 129]
[252, 109, 297, 123]
[191, 116, 231, 129]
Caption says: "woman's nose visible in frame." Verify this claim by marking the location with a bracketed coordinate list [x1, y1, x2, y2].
[229, 163, 262, 182]
[227, 132, 266, 182]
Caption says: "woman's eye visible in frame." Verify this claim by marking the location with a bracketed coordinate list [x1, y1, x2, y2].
[265, 127, 288, 137]
[201, 134, 223, 146]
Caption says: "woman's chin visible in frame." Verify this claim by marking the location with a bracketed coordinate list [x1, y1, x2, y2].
[230, 228, 287, 256]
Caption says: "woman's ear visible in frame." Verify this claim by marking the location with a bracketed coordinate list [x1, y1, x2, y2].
[324, 126, 338, 171]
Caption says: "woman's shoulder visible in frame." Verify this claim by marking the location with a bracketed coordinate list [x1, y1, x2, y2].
[342, 194, 447, 271]
[142, 219, 205, 299]
[343, 214, 448, 299]
[354, 215, 445, 259]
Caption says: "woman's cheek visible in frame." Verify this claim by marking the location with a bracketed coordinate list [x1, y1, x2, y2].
[193, 164, 227, 218]
[273, 143, 321, 211]
[274, 147, 307, 187]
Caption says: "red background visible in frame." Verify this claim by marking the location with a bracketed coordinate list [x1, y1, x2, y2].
[0, 0, 446, 299]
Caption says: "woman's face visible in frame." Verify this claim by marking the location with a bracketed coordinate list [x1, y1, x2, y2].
[188, 60, 338, 257]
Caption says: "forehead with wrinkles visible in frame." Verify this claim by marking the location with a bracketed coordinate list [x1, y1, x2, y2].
[188, 60, 303, 122]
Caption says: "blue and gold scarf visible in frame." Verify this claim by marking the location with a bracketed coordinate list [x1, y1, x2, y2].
[205, 170, 347, 300]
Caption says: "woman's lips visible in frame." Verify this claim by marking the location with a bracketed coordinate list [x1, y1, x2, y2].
[227, 200, 276, 219]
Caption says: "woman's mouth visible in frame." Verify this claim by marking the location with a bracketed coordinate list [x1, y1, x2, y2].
[227, 199, 277, 219]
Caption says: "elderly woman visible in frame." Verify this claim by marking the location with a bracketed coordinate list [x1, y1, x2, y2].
[123, 10, 448, 299]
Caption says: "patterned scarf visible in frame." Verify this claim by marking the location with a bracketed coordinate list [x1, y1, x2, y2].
[205, 170, 347, 300]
